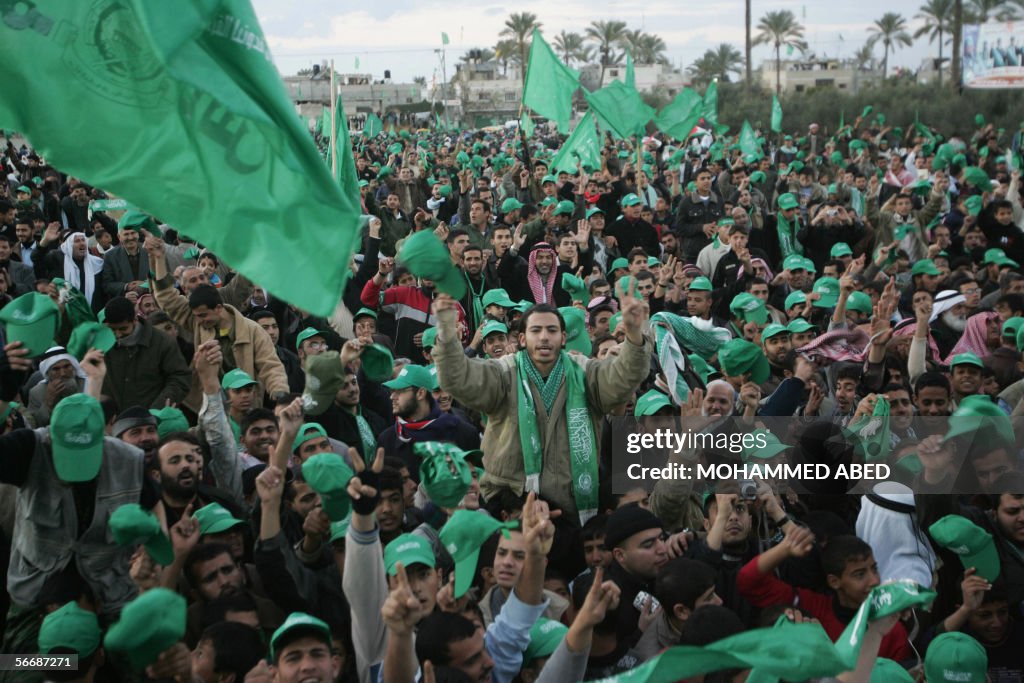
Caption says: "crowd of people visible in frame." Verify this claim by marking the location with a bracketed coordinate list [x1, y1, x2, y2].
[0, 108, 1023, 683]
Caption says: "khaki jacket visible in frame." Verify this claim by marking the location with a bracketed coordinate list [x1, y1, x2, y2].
[153, 283, 288, 410]
[433, 323, 650, 522]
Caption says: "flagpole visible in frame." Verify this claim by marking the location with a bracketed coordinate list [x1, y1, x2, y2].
[330, 60, 338, 176]
[441, 42, 449, 129]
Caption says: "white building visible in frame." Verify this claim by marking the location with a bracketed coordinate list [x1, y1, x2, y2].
[758, 58, 883, 94]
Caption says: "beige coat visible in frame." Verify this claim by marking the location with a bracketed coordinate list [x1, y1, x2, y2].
[153, 283, 288, 411]
[433, 324, 650, 522]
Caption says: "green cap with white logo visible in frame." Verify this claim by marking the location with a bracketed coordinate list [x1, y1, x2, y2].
[50, 394, 105, 482]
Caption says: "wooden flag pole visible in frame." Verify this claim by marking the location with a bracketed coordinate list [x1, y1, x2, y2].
[330, 59, 338, 175]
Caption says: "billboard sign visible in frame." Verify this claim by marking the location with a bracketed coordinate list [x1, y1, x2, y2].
[963, 22, 1024, 88]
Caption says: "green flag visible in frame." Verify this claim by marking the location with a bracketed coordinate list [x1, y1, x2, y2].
[521, 112, 535, 138]
[551, 112, 601, 174]
[700, 81, 729, 135]
[834, 582, 936, 669]
[584, 80, 654, 140]
[441, 32, 450, 45]
[522, 28, 580, 134]
[845, 395, 891, 462]
[364, 113, 384, 138]
[739, 121, 761, 159]
[332, 95, 360, 207]
[654, 88, 703, 142]
[355, 56, 360, 69]
[625, 52, 636, 89]
[0, 1, 363, 316]
[771, 95, 783, 134]
[320, 109, 332, 139]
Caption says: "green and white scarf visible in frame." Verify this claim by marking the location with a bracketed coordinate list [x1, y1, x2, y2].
[776, 212, 804, 258]
[354, 407, 376, 457]
[515, 350, 597, 525]
[464, 273, 487, 329]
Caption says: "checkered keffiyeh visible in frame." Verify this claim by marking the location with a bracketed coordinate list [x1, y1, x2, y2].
[651, 312, 733, 361]
[794, 327, 870, 363]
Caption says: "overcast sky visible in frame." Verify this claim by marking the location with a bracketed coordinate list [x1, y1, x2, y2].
[252, 0, 946, 83]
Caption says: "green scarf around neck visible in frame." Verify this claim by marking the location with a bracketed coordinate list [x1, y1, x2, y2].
[515, 350, 597, 525]
[354, 407, 376, 457]
[464, 272, 486, 328]
[776, 212, 804, 258]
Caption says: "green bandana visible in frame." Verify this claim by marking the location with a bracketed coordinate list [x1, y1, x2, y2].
[515, 350, 597, 524]
[776, 211, 804, 258]
[355, 408, 376, 457]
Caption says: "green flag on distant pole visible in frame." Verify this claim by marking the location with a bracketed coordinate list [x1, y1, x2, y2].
[653, 88, 703, 142]
[441, 32, 450, 45]
[0, 0, 362, 317]
[625, 52, 636, 89]
[700, 81, 729, 136]
[551, 112, 602, 174]
[770, 95, 783, 134]
[355, 56, 360, 69]
[739, 121, 761, 158]
[333, 95, 360, 208]
[364, 112, 384, 138]
[522, 28, 580, 134]
[584, 81, 654, 140]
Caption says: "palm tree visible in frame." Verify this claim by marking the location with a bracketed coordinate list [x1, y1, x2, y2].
[745, 0, 753, 87]
[586, 20, 627, 85]
[853, 43, 877, 70]
[553, 31, 589, 66]
[915, 0, 954, 86]
[753, 10, 808, 96]
[500, 12, 541, 84]
[413, 76, 427, 86]
[867, 12, 913, 78]
[966, 0, 1021, 21]
[493, 39, 519, 77]
[637, 34, 669, 65]
[689, 44, 744, 86]
[460, 48, 495, 65]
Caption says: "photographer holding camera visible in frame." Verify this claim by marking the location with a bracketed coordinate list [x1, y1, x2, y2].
[797, 187, 865, 272]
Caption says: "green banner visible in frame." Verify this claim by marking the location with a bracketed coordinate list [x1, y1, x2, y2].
[89, 199, 132, 212]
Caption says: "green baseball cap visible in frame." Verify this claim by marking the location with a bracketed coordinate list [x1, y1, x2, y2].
[302, 352, 346, 416]
[784, 291, 807, 310]
[1, 400, 20, 423]
[1002, 316, 1024, 341]
[541, 174, 558, 185]
[524, 618, 569, 664]
[150, 406, 189, 439]
[787, 318, 815, 334]
[482, 288, 516, 309]
[0, 292, 59, 357]
[749, 171, 766, 184]
[911, 259, 942, 276]
[801, 257, 817, 273]
[924, 633, 987, 683]
[688, 353, 719, 384]
[964, 167, 993, 192]
[398, 229, 466, 299]
[15, 184, 30, 194]
[812, 277, 841, 308]
[559, 306, 592, 355]
[109, 504, 175, 566]
[965, 195, 983, 217]
[421, 327, 438, 350]
[354, 307, 378, 321]
[50, 394, 105, 483]
[270, 613, 332, 662]
[846, 291, 873, 315]
[384, 533, 436, 576]
[439, 510, 515, 597]
[634, 389, 673, 417]
[329, 516, 351, 544]
[950, 352, 984, 369]
[561, 273, 589, 304]
[540, 196, 558, 208]
[358, 179, 369, 188]
[608, 257, 629, 273]
[761, 323, 790, 341]
[830, 242, 853, 258]
[117, 210, 157, 234]
[743, 429, 789, 461]
[38, 601, 101, 657]
[194, 502, 245, 536]
[718, 338, 770, 384]
[501, 197, 524, 213]
[689, 276, 713, 292]
[647, 256, 662, 268]
[384, 363, 436, 391]
[929, 515, 1000, 582]
[553, 200, 575, 216]
[945, 395, 1015, 448]
[302, 452, 355, 522]
[291, 422, 329, 454]
[480, 320, 509, 339]
[608, 312, 623, 335]
[777, 193, 799, 210]
[104, 588, 186, 671]
[585, 207, 605, 219]
[295, 327, 327, 351]
[729, 293, 769, 324]
[362, 343, 395, 383]
[620, 193, 643, 207]
[221, 368, 257, 391]
[983, 247, 1019, 267]
[416, 441, 474, 508]
[782, 254, 807, 272]
[67, 322, 116, 361]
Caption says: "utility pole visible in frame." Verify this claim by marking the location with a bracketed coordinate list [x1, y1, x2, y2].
[330, 59, 337, 175]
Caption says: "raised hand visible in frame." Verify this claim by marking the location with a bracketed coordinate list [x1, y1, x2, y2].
[348, 446, 385, 514]
[382, 562, 431, 636]
[521, 491, 556, 557]
[781, 524, 815, 558]
[618, 278, 650, 344]
[169, 503, 200, 561]
[255, 465, 285, 506]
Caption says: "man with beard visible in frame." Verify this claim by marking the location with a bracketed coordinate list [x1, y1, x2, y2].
[113, 406, 161, 461]
[374, 363, 479, 477]
[760, 324, 793, 394]
[153, 431, 244, 527]
[59, 184, 90, 233]
[316, 367, 386, 459]
[459, 245, 498, 333]
[14, 218, 38, 269]
[607, 194, 660, 258]
[34, 225, 105, 311]
[929, 291, 969, 359]
[25, 346, 86, 428]
[500, 241, 575, 307]
[101, 212, 151, 299]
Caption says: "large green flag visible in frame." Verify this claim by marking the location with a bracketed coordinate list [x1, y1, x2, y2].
[332, 96, 360, 207]
[653, 88, 703, 142]
[584, 80, 654, 140]
[522, 28, 580, 133]
[739, 121, 761, 159]
[0, 0, 361, 316]
[551, 112, 601, 174]
[700, 81, 729, 135]
[625, 52, 636, 89]
[320, 109, 332, 139]
[771, 94, 783, 134]
[364, 113, 384, 138]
